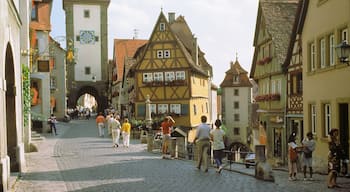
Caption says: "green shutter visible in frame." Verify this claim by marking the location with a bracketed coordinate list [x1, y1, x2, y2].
[137, 104, 145, 117]
[181, 104, 188, 115]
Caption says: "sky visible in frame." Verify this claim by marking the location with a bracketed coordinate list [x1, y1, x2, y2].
[51, 0, 259, 86]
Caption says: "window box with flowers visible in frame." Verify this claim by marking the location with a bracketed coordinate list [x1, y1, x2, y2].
[152, 80, 164, 86]
[173, 79, 186, 86]
[255, 94, 268, 102]
[257, 57, 272, 65]
[262, 56, 272, 64]
[269, 93, 280, 101]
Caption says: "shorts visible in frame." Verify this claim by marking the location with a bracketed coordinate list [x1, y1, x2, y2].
[162, 134, 171, 145]
[303, 157, 312, 167]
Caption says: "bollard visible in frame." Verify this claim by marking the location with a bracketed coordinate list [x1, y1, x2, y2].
[147, 131, 154, 152]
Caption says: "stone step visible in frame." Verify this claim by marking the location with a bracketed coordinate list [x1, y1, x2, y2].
[31, 131, 44, 141]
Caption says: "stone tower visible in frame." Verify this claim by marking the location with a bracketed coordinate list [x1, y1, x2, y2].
[63, 0, 110, 112]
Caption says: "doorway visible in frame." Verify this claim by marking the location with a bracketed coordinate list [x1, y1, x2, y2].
[339, 103, 349, 159]
[5, 43, 18, 172]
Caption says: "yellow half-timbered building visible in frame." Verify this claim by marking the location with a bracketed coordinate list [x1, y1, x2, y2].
[132, 11, 212, 128]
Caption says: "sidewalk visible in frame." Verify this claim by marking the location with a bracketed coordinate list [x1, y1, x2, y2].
[12, 122, 71, 192]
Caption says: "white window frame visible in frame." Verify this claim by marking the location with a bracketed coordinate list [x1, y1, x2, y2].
[157, 50, 163, 58]
[310, 43, 316, 71]
[160, 23, 165, 31]
[153, 72, 163, 82]
[165, 71, 175, 82]
[164, 50, 171, 58]
[170, 104, 181, 114]
[143, 73, 153, 82]
[320, 38, 326, 68]
[175, 71, 185, 80]
[150, 104, 157, 114]
[311, 104, 316, 134]
[329, 34, 335, 66]
[271, 80, 276, 94]
[277, 79, 281, 93]
[158, 104, 168, 114]
[324, 104, 331, 136]
[265, 81, 269, 94]
[233, 75, 239, 83]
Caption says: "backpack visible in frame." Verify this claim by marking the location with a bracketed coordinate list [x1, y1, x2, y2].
[289, 147, 298, 162]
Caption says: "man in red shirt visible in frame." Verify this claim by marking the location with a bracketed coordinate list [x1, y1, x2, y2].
[96, 112, 105, 137]
[161, 116, 175, 158]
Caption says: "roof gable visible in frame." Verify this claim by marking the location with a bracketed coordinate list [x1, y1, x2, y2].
[250, 0, 299, 78]
[113, 39, 148, 81]
[220, 59, 252, 88]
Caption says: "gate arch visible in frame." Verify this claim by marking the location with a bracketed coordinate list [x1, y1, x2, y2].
[69, 85, 108, 113]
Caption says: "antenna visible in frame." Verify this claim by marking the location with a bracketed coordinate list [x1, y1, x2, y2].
[236, 52, 238, 61]
[133, 29, 139, 39]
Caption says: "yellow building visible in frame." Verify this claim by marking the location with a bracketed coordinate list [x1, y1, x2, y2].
[302, 0, 350, 172]
[132, 11, 212, 128]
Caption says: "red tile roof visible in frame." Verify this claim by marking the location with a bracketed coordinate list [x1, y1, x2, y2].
[113, 39, 148, 82]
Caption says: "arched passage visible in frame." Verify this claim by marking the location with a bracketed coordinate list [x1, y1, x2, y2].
[72, 85, 109, 113]
[5, 43, 18, 172]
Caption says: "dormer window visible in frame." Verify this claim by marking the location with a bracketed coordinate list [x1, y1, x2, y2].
[160, 23, 165, 31]
[233, 75, 240, 83]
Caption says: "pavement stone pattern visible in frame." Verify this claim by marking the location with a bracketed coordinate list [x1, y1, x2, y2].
[13, 119, 350, 192]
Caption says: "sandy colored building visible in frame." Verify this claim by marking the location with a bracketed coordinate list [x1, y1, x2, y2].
[301, 0, 350, 172]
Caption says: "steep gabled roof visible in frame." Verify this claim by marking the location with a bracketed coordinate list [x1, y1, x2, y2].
[170, 15, 212, 77]
[250, 0, 299, 78]
[113, 39, 148, 81]
[134, 11, 212, 77]
[282, 0, 309, 72]
[220, 59, 253, 88]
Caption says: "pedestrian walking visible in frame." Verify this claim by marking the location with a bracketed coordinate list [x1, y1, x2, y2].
[110, 115, 121, 148]
[302, 132, 316, 180]
[121, 118, 131, 147]
[105, 111, 113, 136]
[48, 114, 58, 135]
[96, 112, 105, 137]
[288, 132, 299, 181]
[194, 115, 211, 172]
[327, 128, 343, 188]
[161, 116, 175, 159]
[210, 119, 225, 174]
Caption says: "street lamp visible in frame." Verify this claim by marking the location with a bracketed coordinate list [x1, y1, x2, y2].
[335, 40, 350, 65]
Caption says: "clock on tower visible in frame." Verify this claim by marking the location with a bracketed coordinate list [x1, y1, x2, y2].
[80, 30, 95, 44]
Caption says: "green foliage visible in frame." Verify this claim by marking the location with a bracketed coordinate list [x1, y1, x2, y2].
[221, 124, 228, 134]
[22, 64, 31, 126]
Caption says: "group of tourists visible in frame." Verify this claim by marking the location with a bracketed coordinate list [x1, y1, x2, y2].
[95, 112, 131, 148]
[288, 128, 347, 188]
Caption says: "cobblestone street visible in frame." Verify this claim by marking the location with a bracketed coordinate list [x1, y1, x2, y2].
[13, 119, 350, 192]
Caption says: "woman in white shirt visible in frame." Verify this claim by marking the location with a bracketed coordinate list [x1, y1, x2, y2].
[210, 119, 225, 173]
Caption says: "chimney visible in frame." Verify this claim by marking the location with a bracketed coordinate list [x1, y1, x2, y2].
[168, 12, 175, 24]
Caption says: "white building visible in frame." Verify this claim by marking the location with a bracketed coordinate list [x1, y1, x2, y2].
[220, 59, 253, 149]
[0, 0, 29, 191]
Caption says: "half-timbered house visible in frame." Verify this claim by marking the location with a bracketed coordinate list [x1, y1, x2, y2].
[250, 0, 298, 166]
[131, 11, 213, 129]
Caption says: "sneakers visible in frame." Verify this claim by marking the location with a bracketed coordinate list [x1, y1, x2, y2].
[289, 177, 297, 181]
[216, 166, 223, 174]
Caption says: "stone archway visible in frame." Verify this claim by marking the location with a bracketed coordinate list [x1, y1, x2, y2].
[75, 85, 108, 113]
[5, 43, 18, 172]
